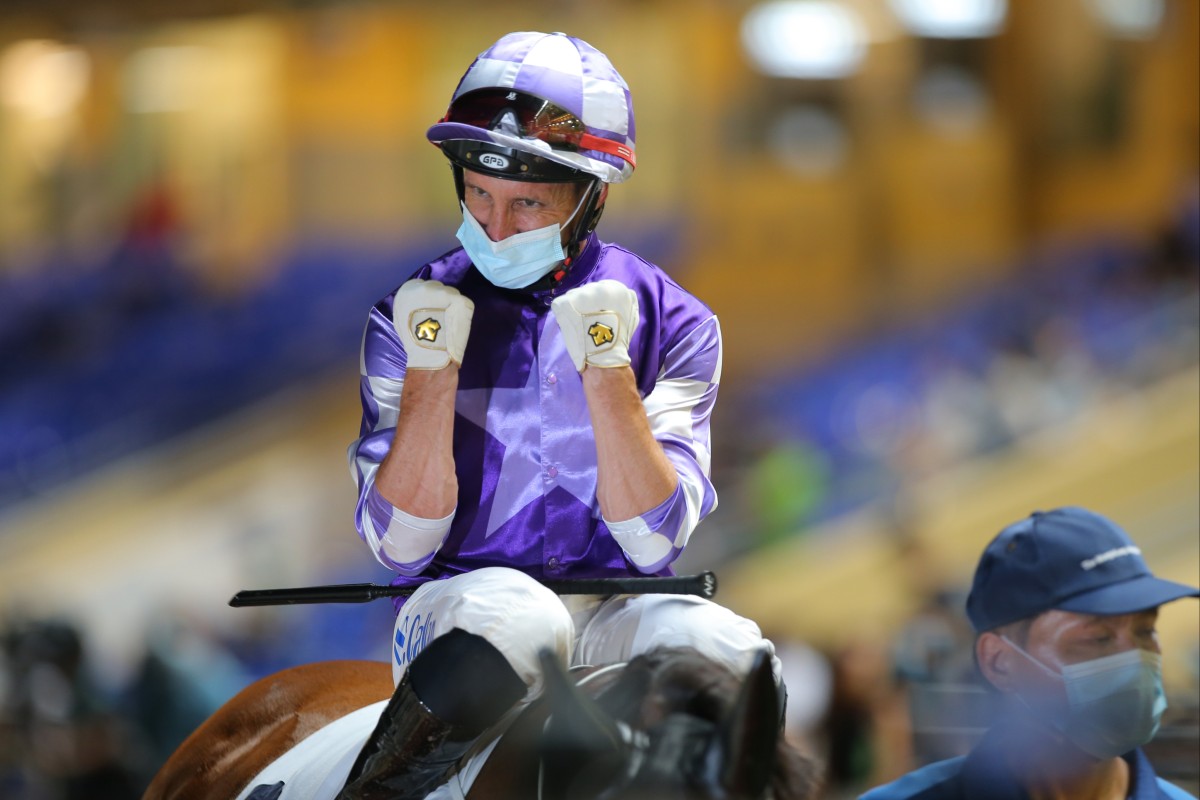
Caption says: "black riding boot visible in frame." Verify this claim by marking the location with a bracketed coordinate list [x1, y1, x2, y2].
[335, 628, 527, 800]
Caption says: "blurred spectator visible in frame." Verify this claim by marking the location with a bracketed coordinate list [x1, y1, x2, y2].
[772, 634, 835, 749]
[0, 617, 142, 799]
[891, 588, 976, 688]
[888, 586, 991, 768]
[818, 636, 913, 798]
[106, 171, 193, 319]
[125, 614, 253, 768]
[914, 356, 1010, 469]
[744, 434, 832, 548]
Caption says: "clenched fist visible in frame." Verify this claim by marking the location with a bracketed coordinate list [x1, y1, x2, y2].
[392, 279, 475, 370]
[551, 280, 639, 372]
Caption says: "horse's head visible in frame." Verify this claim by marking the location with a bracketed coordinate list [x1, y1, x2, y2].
[537, 647, 818, 800]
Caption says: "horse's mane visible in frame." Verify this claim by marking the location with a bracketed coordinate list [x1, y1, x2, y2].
[588, 646, 822, 800]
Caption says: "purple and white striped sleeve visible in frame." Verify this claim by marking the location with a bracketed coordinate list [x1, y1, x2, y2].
[606, 315, 722, 573]
[347, 304, 455, 575]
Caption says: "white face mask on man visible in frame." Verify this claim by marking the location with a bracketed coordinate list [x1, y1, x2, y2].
[455, 187, 589, 290]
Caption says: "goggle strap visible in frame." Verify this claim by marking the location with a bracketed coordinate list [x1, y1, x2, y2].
[439, 107, 636, 168]
[576, 133, 636, 168]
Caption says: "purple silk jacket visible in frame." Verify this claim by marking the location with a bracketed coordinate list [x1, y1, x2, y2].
[349, 232, 722, 607]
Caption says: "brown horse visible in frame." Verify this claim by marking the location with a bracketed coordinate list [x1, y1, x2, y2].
[144, 646, 819, 800]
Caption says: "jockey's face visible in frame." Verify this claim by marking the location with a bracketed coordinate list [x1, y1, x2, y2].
[461, 169, 592, 243]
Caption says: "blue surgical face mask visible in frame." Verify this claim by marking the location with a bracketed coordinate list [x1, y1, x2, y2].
[1003, 637, 1167, 759]
[456, 189, 587, 290]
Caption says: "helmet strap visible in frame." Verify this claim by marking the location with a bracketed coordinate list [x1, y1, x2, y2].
[575, 178, 606, 243]
[546, 178, 603, 288]
[452, 164, 467, 204]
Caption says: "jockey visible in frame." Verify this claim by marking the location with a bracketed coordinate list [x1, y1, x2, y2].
[341, 31, 781, 798]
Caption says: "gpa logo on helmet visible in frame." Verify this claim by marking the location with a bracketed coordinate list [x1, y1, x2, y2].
[479, 153, 510, 171]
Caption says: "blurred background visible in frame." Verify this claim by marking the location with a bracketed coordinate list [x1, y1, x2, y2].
[0, 0, 1196, 796]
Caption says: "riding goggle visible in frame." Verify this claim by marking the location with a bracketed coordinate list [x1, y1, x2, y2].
[440, 88, 636, 168]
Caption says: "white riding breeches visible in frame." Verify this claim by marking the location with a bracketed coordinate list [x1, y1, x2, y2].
[390, 567, 781, 693]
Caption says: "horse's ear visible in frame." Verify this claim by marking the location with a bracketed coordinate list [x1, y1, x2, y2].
[537, 649, 629, 800]
[716, 648, 779, 798]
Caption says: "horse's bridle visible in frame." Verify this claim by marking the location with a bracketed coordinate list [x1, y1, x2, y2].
[536, 662, 632, 800]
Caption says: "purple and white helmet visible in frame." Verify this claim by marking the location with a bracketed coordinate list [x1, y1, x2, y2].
[427, 31, 636, 185]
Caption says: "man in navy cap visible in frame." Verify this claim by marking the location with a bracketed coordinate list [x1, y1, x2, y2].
[862, 506, 1198, 800]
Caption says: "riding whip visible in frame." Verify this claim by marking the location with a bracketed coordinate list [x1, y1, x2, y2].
[229, 571, 717, 607]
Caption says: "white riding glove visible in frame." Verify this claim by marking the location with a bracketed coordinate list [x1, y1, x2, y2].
[392, 279, 475, 370]
[551, 280, 640, 372]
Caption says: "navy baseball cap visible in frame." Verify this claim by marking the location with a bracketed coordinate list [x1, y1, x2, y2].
[966, 507, 1199, 632]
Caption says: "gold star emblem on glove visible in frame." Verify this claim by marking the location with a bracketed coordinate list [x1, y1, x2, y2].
[415, 318, 441, 343]
[587, 321, 615, 347]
